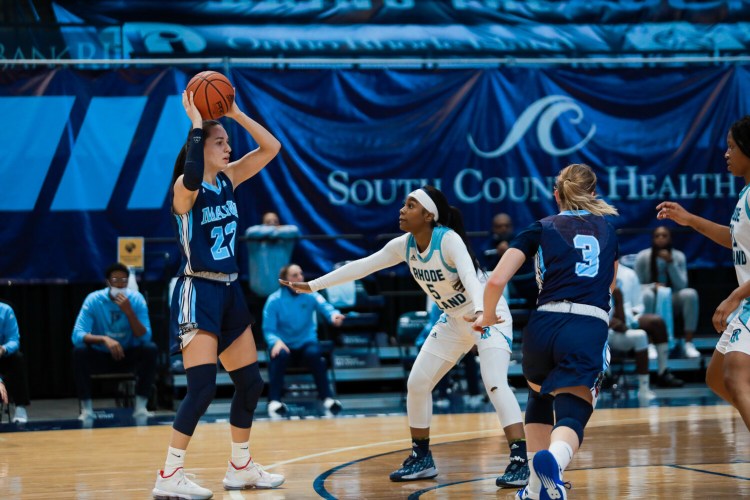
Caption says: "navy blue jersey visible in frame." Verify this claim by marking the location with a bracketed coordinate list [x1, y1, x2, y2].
[511, 210, 619, 311]
[172, 171, 240, 276]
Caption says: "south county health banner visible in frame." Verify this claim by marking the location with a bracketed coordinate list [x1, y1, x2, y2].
[0, 66, 747, 282]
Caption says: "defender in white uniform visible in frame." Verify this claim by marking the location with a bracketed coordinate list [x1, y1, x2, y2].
[281, 186, 529, 488]
[657, 115, 750, 433]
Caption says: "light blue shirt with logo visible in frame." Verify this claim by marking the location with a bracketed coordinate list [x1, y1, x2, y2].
[71, 288, 152, 352]
[0, 302, 20, 356]
[263, 286, 340, 350]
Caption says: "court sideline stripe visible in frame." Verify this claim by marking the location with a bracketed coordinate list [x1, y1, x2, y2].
[669, 464, 750, 481]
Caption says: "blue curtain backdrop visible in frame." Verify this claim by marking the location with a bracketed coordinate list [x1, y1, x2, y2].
[0, 66, 746, 282]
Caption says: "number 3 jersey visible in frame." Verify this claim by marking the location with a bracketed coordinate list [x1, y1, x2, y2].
[511, 210, 619, 312]
[172, 171, 240, 276]
[309, 226, 485, 319]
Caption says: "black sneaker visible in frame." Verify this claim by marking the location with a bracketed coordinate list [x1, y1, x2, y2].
[389, 451, 438, 481]
[655, 369, 684, 388]
[496, 456, 529, 488]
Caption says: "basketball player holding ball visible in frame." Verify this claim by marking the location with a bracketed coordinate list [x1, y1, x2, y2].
[152, 75, 283, 499]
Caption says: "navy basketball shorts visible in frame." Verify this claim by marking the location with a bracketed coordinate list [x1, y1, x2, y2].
[522, 310, 609, 400]
[170, 276, 251, 354]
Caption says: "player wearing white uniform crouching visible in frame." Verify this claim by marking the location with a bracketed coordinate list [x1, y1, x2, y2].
[281, 185, 529, 488]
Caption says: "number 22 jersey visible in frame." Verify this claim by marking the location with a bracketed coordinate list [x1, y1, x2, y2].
[172, 171, 240, 276]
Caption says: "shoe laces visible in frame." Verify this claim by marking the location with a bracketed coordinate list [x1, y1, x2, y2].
[172, 470, 200, 488]
[504, 456, 527, 473]
[246, 461, 274, 478]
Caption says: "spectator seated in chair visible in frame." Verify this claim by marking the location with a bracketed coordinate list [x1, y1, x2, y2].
[71, 262, 157, 421]
[616, 264, 683, 388]
[0, 301, 31, 423]
[263, 264, 345, 418]
[482, 213, 537, 306]
[635, 226, 700, 358]
[608, 288, 657, 403]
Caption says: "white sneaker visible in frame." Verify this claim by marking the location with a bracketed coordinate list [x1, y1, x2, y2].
[12, 406, 27, 424]
[152, 467, 213, 499]
[267, 400, 288, 418]
[647, 344, 657, 360]
[133, 408, 155, 418]
[638, 389, 657, 401]
[222, 459, 285, 490]
[323, 397, 342, 414]
[684, 342, 701, 358]
[78, 409, 97, 421]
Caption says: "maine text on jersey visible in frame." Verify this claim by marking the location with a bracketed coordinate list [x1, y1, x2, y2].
[201, 200, 238, 225]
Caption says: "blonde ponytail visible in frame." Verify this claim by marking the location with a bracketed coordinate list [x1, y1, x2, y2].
[555, 164, 618, 217]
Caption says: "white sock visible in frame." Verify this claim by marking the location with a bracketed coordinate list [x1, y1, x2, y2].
[637, 374, 650, 392]
[80, 399, 93, 413]
[549, 441, 574, 474]
[164, 446, 186, 475]
[231, 441, 250, 467]
[527, 451, 540, 493]
[656, 343, 669, 375]
[135, 395, 148, 412]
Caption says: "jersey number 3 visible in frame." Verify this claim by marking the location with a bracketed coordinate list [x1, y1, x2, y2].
[573, 234, 600, 277]
[210, 221, 237, 260]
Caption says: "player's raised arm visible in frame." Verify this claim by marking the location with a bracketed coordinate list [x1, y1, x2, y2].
[224, 97, 281, 187]
[172, 91, 203, 215]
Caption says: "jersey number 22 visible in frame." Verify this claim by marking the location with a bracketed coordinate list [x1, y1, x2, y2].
[210, 221, 237, 260]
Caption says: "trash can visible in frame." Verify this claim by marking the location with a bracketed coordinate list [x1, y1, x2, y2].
[245, 224, 300, 297]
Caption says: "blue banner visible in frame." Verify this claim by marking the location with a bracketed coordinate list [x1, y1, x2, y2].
[0, 66, 746, 282]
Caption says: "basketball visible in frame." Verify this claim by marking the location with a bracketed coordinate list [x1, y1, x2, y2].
[185, 71, 234, 120]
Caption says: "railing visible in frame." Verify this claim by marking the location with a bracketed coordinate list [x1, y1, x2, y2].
[5, 54, 750, 70]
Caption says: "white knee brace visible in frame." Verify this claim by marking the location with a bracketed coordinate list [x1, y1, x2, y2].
[478, 348, 523, 428]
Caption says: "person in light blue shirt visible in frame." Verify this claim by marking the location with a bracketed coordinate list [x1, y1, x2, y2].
[71, 262, 157, 420]
[263, 263, 345, 417]
[0, 301, 31, 423]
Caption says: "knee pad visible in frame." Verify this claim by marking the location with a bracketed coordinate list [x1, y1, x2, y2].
[407, 363, 437, 395]
[553, 393, 593, 446]
[525, 389, 554, 426]
[228, 362, 264, 428]
[173, 363, 217, 436]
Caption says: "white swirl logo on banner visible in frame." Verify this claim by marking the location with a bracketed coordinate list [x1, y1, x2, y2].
[468, 95, 596, 158]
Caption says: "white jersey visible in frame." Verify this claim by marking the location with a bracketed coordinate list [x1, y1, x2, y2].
[309, 227, 486, 318]
[405, 226, 481, 317]
[731, 184, 750, 288]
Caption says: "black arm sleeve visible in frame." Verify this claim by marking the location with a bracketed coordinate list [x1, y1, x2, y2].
[182, 128, 204, 191]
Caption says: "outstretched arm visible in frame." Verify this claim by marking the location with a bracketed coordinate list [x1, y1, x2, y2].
[657, 201, 732, 249]
[223, 97, 281, 187]
[281, 236, 406, 293]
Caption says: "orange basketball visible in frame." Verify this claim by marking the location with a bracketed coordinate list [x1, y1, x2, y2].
[185, 71, 234, 120]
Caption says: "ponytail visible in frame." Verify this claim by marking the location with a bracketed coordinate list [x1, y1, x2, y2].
[555, 163, 618, 217]
[421, 185, 481, 272]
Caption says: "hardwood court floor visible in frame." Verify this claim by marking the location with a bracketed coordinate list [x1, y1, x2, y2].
[1, 405, 748, 499]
